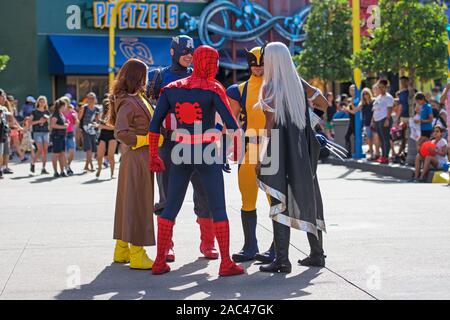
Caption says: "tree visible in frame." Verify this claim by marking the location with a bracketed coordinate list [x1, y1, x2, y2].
[0, 55, 9, 72]
[353, 0, 447, 113]
[294, 0, 353, 86]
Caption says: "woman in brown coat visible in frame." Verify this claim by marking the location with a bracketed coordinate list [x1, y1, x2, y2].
[109, 59, 155, 270]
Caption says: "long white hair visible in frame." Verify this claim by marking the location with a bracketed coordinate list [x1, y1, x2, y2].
[257, 42, 307, 129]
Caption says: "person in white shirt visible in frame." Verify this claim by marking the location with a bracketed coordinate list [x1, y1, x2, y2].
[372, 79, 394, 164]
[414, 125, 448, 182]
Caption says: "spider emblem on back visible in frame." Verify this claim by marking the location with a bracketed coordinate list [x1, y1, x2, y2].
[175, 102, 203, 125]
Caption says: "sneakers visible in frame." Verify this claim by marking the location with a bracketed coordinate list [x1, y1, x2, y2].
[41, 168, 50, 175]
[53, 172, 60, 178]
[376, 156, 389, 164]
[3, 168, 13, 174]
[60, 171, 68, 178]
[67, 167, 74, 176]
[30, 164, 35, 174]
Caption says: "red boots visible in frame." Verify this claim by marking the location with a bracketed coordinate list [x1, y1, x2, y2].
[165, 217, 219, 262]
[214, 221, 244, 277]
[153, 218, 243, 277]
[197, 218, 219, 260]
[152, 216, 175, 275]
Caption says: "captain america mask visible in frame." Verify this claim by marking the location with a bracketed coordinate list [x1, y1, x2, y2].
[171, 35, 195, 68]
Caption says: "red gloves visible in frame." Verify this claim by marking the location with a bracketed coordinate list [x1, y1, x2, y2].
[148, 132, 165, 172]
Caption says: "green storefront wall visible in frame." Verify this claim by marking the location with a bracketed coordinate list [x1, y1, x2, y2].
[0, 0, 206, 102]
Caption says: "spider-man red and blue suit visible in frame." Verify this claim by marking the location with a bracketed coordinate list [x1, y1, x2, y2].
[148, 45, 245, 277]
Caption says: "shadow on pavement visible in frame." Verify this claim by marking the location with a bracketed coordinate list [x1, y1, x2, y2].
[10, 175, 34, 181]
[30, 176, 58, 184]
[82, 179, 110, 185]
[343, 177, 405, 184]
[55, 259, 321, 300]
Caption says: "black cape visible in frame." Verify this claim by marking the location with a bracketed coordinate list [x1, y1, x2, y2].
[257, 99, 326, 238]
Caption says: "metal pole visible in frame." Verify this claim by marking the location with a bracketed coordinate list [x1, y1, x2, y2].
[109, 1, 118, 91]
[109, 0, 139, 91]
[352, 0, 365, 159]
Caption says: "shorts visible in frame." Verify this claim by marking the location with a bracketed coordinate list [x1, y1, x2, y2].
[65, 132, 76, 151]
[0, 142, 4, 156]
[325, 121, 333, 130]
[34, 132, 50, 144]
[52, 136, 66, 153]
[420, 130, 432, 139]
[438, 159, 449, 171]
[364, 126, 373, 139]
[98, 129, 115, 144]
[83, 132, 97, 152]
[1, 137, 10, 155]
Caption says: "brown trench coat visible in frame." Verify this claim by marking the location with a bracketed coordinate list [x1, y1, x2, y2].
[113, 94, 155, 246]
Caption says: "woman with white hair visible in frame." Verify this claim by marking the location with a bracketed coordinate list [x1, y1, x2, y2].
[257, 42, 328, 273]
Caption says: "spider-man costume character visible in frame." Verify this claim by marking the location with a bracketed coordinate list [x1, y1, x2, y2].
[148, 45, 244, 277]
[147, 35, 219, 261]
[226, 47, 275, 263]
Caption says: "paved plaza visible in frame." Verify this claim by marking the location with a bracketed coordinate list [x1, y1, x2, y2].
[0, 155, 449, 300]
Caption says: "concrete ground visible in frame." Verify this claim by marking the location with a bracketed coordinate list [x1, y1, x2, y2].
[0, 153, 449, 300]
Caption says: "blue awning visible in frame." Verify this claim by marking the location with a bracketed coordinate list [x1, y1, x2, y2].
[48, 35, 176, 75]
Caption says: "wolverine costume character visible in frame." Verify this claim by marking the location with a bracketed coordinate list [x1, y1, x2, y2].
[226, 47, 275, 263]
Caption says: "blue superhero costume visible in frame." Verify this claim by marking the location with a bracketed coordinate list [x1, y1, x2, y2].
[147, 35, 218, 260]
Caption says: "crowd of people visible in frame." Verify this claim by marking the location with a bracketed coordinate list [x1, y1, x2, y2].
[0, 89, 118, 179]
[322, 77, 449, 181]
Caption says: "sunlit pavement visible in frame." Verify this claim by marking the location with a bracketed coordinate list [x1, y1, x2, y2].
[0, 153, 449, 300]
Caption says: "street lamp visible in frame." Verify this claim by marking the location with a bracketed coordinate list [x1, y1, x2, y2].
[108, 0, 145, 90]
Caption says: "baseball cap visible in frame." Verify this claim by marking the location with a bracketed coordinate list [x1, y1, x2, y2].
[26, 96, 36, 103]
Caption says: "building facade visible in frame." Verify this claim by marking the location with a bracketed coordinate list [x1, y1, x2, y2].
[0, 0, 310, 102]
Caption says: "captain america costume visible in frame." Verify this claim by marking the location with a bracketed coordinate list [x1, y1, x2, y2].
[147, 35, 219, 261]
[148, 45, 244, 277]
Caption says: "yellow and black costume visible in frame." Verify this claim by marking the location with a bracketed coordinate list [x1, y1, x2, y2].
[226, 47, 274, 263]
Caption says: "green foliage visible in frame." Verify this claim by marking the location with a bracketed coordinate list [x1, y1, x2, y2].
[352, 0, 448, 80]
[0, 55, 9, 72]
[294, 0, 353, 83]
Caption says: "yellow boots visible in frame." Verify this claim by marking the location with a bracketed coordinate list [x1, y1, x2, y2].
[130, 245, 154, 270]
[114, 240, 130, 263]
[113, 240, 154, 270]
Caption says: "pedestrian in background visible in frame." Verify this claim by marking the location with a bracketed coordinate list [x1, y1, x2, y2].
[50, 99, 68, 178]
[350, 88, 374, 158]
[414, 125, 448, 182]
[325, 92, 336, 139]
[31, 96, 51, 175]
[61, 96, 78, 176]
[20, 96, 36, 121]
[0, 89, 13, 175]
[0, 90, 11, 180]
[96, 98, 117, 179]
[415, 92, 433, 147]
[19, 116, 36, 174]
[440, 83, 450, 161]
[78, 92, 100, 173]
[7, 95, 28, 163]
[372, 79, 394, 164]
